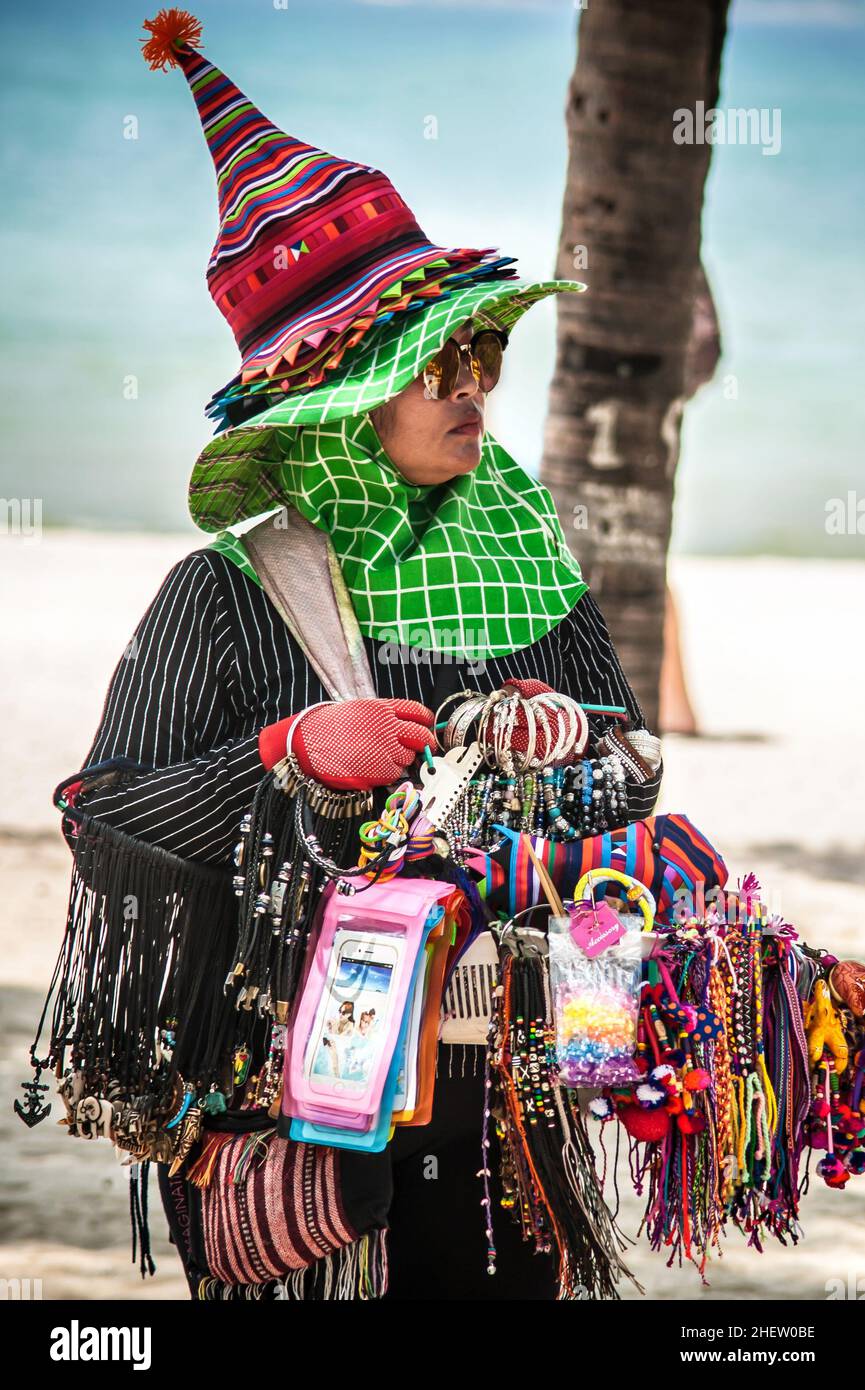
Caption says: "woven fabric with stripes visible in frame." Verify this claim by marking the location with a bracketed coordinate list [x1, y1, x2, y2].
[197, 1133, 355, 1284]
[158, 32, 520, 403]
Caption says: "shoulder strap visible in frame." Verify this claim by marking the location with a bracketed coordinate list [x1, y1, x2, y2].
[243, 511, 376, 702]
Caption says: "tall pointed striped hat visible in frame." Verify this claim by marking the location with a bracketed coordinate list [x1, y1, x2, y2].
[141, 9, 519, 423]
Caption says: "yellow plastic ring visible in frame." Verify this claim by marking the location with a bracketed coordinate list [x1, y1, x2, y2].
[573, 868, 656, 931]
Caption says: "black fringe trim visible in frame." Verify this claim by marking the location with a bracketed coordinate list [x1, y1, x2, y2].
[29, 815, 238, 1104]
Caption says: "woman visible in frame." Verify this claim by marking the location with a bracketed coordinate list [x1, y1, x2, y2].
[51, 11, 662, 1300]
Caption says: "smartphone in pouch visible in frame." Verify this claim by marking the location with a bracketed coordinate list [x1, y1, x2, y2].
[303, 930, 402, 1097]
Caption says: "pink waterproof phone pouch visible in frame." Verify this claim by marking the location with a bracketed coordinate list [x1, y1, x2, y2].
[568, 898, 626, 958]
[284, 877, 450, 1131]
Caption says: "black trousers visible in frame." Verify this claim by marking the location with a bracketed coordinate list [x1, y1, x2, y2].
[385, 1050, 558, 1301]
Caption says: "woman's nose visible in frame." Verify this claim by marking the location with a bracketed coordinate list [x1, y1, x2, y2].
[449, 351, 481, 401]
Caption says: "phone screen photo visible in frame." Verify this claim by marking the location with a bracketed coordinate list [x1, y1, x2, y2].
[305, 933, 401, 1094]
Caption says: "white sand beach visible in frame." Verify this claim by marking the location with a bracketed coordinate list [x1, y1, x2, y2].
[2, 533, 864, 1300]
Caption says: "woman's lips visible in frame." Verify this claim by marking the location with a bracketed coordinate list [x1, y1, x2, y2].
[449, 417, 482, 436]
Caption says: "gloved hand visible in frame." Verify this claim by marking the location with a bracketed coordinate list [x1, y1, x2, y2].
[501, 677, 554, 699]
[259, 699, 435, 792]
[499, 676, 567, 763]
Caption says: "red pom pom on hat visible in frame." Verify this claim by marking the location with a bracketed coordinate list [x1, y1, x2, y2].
[141, 8, 203, 70]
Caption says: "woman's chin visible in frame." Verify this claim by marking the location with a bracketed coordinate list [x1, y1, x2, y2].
[444, 436, 483, 474]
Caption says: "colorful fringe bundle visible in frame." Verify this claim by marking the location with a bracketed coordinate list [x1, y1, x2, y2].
[586, 878, 865, 1277]
[486, 939, 636, 1300]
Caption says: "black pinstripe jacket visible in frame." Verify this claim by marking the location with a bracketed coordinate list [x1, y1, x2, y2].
[74, 548, 662, 862]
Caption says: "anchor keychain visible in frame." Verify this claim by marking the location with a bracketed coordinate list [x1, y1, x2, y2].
[14, 1060, 52, 1128]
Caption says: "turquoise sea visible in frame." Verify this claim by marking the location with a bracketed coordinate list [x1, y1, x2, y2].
[1, 0, 863, 554]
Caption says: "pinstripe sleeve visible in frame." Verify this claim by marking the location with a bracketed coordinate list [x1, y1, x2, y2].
[564, 593, 647, 725]
[71, 552, 266, 863]
[563, 593, 663, 819]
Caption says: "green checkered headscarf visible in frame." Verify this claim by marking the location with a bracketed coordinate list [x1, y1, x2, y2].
[195, 276, 589, 660]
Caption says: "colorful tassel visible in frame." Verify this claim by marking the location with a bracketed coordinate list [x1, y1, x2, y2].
[186, 1132, 233, 1189]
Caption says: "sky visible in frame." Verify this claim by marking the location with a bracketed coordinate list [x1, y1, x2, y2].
[1, 0, 863, 554]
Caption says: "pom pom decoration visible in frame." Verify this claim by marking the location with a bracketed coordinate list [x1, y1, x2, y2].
[589, 1096, 614, 1121]
[141, 8, 203, 70]
[683, 1067, 711, 1092]
[636, 1082, 667, 1110]
[677, 1111, 706, 1136]
[650, 1064, 675, 1084]
[619, 1104, 671, 1144]
[816, 1154, 850, 1188]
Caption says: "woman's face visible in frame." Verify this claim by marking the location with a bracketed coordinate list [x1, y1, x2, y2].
[369, 319, 486, 485]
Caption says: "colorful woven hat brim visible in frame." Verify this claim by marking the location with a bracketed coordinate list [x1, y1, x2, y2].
[208, 251, 519, 420]
[141, 9, 519, 402]
[232, 248, 517, 386]
[188, 276, 586, 533]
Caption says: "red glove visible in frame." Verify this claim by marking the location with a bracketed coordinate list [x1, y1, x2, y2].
[259, 699, 435, 792]
[501, 677, 554, 699]
[499, 677, 570, 763]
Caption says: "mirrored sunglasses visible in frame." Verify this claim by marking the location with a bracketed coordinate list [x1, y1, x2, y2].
[422, 328, 509, 401]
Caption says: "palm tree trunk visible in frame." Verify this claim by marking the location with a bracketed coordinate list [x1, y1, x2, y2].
[541, 0, 730, 728]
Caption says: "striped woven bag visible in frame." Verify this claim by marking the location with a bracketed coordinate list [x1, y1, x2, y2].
[177, 1127, 390, 1300]
[469, 814, 728, 924]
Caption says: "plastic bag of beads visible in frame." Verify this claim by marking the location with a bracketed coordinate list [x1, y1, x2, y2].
[548, 871, 653, 1087]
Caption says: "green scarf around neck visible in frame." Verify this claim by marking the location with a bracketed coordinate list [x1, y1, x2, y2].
[212, 411, 587, 661]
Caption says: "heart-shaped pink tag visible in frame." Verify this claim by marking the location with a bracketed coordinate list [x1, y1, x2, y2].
[568, 898, 626, 958]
